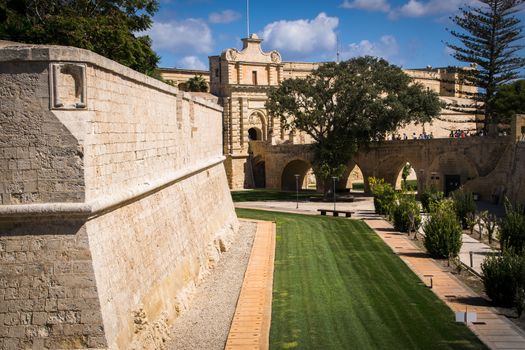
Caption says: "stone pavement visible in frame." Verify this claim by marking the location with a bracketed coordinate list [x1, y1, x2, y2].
[366, 218, 525, 350]
[225, 219, 276, 350]
[459, 234, 498, 276]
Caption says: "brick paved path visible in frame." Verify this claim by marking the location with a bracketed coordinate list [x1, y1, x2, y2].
[365, 218, 525, 350]
[226, 220, 276, 350]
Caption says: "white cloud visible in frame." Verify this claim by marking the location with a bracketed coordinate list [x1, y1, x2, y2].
[260, 13, 338, 56]
[342, 35, 399, 60]
[208, 10, 241, 24]
[146, 18, 213, 54]
[389, 0, 480, 19]
[177, 56, 207, 70]
[340, 0, 390, 12]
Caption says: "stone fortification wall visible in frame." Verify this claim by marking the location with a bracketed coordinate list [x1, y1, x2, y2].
[0, 43, 238, 349]
[463, 117, 525, 204]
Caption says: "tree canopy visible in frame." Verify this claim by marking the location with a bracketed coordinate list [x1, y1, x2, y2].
[446, 0, 525, 129]
[491, 79, 525, 124]
[0, 0, 160, 76]
[185, 75, 208, 92]
[266, 56, 441, 192]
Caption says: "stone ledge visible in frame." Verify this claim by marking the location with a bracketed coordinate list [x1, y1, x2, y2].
[0, 156, 225, 220]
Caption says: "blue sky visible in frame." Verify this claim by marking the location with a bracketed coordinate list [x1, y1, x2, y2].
[146, 0, 525, 71]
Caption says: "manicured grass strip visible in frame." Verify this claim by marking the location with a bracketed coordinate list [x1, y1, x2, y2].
[236, 208, 487, 350]
[231, 189, 322, 202]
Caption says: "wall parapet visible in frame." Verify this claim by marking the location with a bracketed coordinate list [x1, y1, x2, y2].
[0, 42, 223, 112]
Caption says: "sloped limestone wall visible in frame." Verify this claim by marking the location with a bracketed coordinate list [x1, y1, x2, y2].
[0, 43, 238, 349]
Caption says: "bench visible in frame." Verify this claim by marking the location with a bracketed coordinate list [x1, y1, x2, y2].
[317, 209, 354, 217]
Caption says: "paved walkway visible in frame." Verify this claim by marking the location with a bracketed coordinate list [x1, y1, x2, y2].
[459, 234, 498, 276]
[225, 219, 276, 350]
[366, 218, 525, 350]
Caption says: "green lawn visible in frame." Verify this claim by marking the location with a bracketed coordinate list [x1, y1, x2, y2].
[236, 208, 487, 350]
[231, 189, 322, 202]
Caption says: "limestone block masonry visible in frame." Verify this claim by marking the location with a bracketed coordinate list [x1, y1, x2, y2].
[0, 42, 238, 349]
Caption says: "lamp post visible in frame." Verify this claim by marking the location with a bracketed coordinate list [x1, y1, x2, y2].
[332, 176, 338, 211]
[294, 174, 300, 209]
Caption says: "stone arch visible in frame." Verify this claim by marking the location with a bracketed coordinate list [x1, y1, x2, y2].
[338, 160, 365, 192]
[368, 153, 425, 194]
[247, 111, 267, 142]
[394, 162, 419, 192]
[281, 158, 315, 191]
[427, 152, 479, 196]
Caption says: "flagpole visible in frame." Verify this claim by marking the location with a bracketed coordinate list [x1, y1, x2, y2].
[247, 0, 250, 37]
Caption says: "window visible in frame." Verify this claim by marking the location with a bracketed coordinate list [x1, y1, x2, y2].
[252, 71, 258, 85]
[215, 68, 219, 77]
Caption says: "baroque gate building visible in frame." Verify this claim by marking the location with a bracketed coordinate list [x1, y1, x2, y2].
[163, 34, 479, 189]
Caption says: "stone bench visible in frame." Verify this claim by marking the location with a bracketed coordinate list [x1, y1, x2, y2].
[317, 209, 354, 217]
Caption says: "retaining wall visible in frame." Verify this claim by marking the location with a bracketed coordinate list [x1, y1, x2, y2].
[0, 42, 238, 349]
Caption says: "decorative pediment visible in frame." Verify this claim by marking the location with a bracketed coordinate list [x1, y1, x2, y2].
[221, 34, 282, 64]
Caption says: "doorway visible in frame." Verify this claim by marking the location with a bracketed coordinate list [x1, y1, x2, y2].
[444, 175, 460, 197]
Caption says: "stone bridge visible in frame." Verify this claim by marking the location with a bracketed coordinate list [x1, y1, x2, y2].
[249, 136, 515, 199]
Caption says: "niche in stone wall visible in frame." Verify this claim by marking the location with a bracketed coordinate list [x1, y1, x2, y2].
[50, 63, 87, 109]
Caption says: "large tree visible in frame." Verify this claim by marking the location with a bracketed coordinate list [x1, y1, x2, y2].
[0, 0, 160, 76]
[446, 0, 525, 130]
[491, 79, 525, 124]
[266, 56, 441, 195]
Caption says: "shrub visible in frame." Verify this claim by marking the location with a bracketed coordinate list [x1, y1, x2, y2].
[465, 212, 476, 236]
[481, 250, 525, 307]
[483, 213, 499, 244]
[423, 200, 463, 259]
[451, 188, 476, 228]
[369, 177, 396, 216]
[391, 194, 421, 233]
[500, 201, 525, 252]
[420, 186, 443, 213]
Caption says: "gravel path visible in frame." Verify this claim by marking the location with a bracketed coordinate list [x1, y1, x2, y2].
[166, 221, 257, 350]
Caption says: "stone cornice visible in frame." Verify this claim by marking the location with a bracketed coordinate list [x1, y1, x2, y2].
[0, 156, 226, 221]
[232, 61, 283, 67]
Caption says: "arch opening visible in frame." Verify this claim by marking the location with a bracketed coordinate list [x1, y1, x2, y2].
[248, 127, 261, 141]
[281, 159, 316, 191]
[247, 111, 267, 141]
[395, 162, 419, 193]
[343, 164, 365, 192]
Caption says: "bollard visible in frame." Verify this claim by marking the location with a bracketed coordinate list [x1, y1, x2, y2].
[469, 251, 473, 267]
